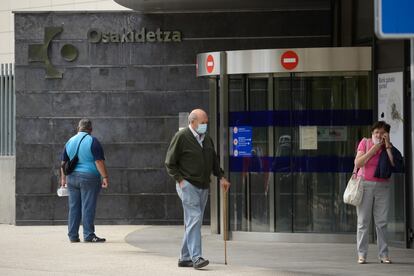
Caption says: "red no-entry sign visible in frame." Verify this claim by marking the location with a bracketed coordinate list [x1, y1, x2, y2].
[206, 54, 215, 73]
[281, 50, 299, 70]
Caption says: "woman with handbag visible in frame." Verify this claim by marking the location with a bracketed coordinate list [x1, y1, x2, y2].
[354, 121, 395, 264]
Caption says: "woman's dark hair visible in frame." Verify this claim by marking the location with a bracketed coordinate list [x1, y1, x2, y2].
[371, 121, 391, 132]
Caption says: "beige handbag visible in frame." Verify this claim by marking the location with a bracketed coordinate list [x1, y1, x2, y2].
[343, 138, 367, 206]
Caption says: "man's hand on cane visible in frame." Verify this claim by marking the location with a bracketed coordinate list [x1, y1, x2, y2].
[220, 177, 231, 192]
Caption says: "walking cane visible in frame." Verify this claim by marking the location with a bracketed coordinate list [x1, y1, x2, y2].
[223, 187, 228, 265]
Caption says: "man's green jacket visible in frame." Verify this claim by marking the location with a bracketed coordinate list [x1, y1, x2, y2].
[165, 127, 224, 189]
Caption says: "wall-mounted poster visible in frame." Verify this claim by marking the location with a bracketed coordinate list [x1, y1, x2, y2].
[299, 126, 317, 150]
[378, 72, 404, 155]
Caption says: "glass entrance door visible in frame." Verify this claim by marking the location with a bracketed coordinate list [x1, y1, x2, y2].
[228, 72, 375, 235]
[274, 73, 373, 233]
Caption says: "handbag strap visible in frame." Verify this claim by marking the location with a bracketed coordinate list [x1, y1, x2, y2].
[352, 137, 368, 177]
[73, 133, 89, 158]
[361, 138, 369, 178]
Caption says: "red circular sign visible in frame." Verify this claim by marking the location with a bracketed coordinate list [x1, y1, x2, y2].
[206, 54, 214, 73]
[281, 51, 299, 70]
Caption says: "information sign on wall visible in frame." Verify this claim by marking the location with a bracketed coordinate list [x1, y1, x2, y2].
[232, 126, 252, 157]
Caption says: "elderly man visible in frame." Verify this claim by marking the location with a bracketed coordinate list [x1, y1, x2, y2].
[60, 119, 109, 243]
[165, 109, 230, 269]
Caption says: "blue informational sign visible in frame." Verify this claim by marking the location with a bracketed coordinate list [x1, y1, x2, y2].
[375, 0, 414, 38]
[232, 126, 252, 157]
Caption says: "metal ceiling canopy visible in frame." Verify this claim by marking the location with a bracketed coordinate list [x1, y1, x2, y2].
[114, 0, 331, 12]
[196, 47, 372, 77]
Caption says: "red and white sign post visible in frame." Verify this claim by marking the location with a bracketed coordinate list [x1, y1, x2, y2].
[281, 50, 299, 70]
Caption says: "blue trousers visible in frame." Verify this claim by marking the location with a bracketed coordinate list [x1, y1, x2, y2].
[67, 172, 101, 241]
[176, 180, 209, 262]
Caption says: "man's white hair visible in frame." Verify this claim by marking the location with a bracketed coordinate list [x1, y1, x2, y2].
[188, 109, 208, 124]
[188, 112, 198, 124]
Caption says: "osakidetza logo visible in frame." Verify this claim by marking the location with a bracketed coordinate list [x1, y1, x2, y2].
[28, 26, 182, 79]
[28, 26, 79, 79]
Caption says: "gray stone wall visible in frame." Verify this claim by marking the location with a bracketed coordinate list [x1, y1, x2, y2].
[15, 9, 332, 225]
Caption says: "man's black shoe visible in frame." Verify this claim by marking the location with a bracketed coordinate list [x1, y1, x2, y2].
[178, 259, 193, 267]
[193, 257, 209, 269]
[70, 238, 80, 243]
[84, 236, 106, 243]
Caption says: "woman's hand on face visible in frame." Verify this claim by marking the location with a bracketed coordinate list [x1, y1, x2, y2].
[383, 133, 391, 146]
[373, 141, 383, 152]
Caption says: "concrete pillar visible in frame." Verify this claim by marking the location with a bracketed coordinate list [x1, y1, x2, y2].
[0, 156, 15, 224]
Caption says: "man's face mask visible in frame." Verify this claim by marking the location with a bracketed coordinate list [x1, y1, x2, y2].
[196, 123, 207, 134]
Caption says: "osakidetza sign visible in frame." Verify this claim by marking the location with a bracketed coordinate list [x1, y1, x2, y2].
[87, 28, 182, 43]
